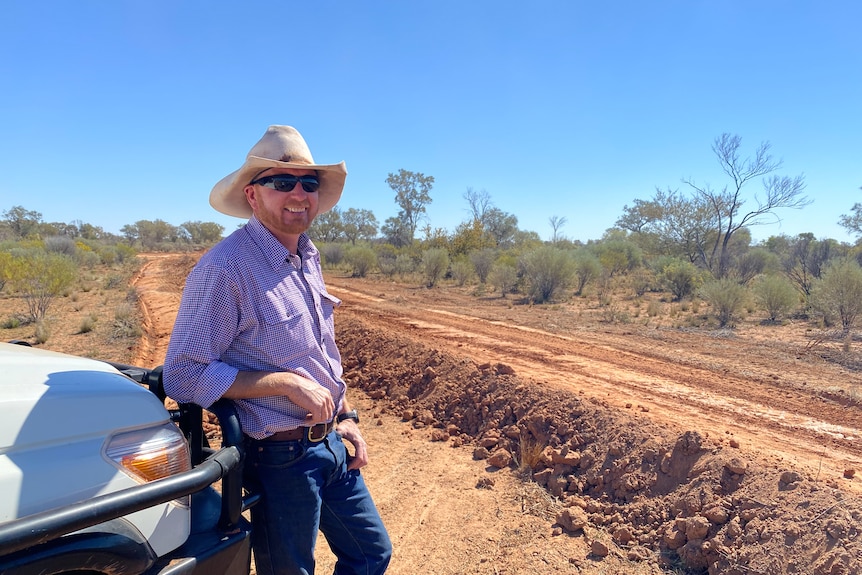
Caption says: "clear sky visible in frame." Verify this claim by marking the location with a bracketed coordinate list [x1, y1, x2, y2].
[1, 1, 860, 244]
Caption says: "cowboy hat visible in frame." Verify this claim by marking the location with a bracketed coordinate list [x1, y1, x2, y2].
[210, 125, 347, 218]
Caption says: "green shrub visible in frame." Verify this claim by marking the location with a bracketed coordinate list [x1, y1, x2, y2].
[699, 278, 749, 327]
[345, 246, 377, 278]
[421, 248, 450, 287]
[0, 251, 14, 293]
[320, 243, 345, 268]
[488, 262, 518, 297]
[10, 251, 77, 321]
[77, 249, 101, 268]
[520, 246, 574, 303]
[450, 259, 473, 287]
[572, 249, 601, 296]
[375, 244, 399, 278]
[753, 275, 799, 322]
[469, 248, 497, 284]
[629, 267, 654, 297]
[809, 258, 862, 333]
[1, 316, 23, 329]
[655, 257, 702, 301]
[394, 253, 415, 278]
[43, 235, 77, 256]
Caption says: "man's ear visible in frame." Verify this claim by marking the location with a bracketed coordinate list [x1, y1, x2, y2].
[243, 184, 257, 210]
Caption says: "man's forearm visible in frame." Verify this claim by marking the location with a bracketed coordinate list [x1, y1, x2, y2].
[224, 370, 336, 423]
[223, 370, 293, 399]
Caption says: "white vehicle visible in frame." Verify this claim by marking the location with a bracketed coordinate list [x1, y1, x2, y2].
[0, 341, 254, 575]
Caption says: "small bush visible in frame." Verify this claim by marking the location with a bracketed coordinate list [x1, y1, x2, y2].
[699, 278, 749, 327]
[394, 254, 415, 277]
[469, 248, 497, 284]
[112, 302, 141, 339]
[520, 246, 574, 303]
[376, 245, 399, 278]
[10, 251, 78, 321]
[78, 313, 98, 334]
[421, 248, 450, 288]
[601, 304, 631, 324]
[450, 259, 473, 287]
[320, 243, 345, 268]
[629, 267, 654, 297]
[655, 257, 702, 301]
[104, 274, 125, 290]
[44, 235, 77, 256]
[1, 315, 23, 329]
[754, 275, 799, 322]
[34, 319, 51, 344]
[809, 257, 862, 333]
[488, 262, 518, 297]
[0, 251, 14, 293]
[572, 250, 601, 296]
[595, 271, 613, 307]
[345, 246, 377, 278]
[77, 250, 101, 268]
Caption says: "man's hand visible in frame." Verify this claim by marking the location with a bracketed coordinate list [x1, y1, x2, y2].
[336, 419, 368, 470]
[284, 375, 335, 424]
[225, 370, 335, 424]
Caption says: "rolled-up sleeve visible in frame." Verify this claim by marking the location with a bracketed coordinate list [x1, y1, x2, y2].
[164, 264, 241, 408]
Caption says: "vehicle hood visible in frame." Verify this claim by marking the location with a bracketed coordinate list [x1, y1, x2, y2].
[0, 343, 169, 451]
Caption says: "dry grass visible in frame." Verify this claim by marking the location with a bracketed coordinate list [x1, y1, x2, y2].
[514, 435, 545, 475]
[0, 261, 142, 363]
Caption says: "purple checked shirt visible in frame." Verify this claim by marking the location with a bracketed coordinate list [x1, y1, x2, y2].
[163, 216, 346, 439]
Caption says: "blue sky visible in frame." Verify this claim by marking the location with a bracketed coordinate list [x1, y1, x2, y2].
[1, 1, 860, 244]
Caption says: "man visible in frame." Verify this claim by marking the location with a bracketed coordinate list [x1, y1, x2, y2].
[163, 125, 392, 575]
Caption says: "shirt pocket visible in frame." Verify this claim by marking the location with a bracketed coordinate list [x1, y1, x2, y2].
[259, 293, 306, 327]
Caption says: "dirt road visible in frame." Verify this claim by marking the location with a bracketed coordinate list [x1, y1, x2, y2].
[132, 254, 862, 574]
[325, 276, 862, 494]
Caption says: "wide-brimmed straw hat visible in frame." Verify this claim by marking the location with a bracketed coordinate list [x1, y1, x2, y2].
[210, 125, 347, 218]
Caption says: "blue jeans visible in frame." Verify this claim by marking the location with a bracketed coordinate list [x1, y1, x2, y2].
[244, 431, 392, 575]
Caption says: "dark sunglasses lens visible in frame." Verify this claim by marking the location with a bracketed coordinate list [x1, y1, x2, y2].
[299, 177, 320, 192]
[267, 175, 319, 192]
[269, 176, 298, 191]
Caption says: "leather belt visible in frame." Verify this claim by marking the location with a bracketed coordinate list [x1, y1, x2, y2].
[262, 421, 334, 442]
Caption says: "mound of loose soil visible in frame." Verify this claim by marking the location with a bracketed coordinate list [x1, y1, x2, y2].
[337, 314, 862, 574]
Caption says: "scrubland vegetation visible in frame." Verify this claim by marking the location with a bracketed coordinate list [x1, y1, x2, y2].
[2, 133, 862, 351]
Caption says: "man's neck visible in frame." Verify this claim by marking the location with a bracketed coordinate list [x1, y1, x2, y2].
[270, 228, 301, 254]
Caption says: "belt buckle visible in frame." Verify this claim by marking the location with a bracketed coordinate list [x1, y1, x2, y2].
[307, 422, 329, 443]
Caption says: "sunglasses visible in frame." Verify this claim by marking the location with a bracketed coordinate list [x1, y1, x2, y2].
[251, 174, 321, 193]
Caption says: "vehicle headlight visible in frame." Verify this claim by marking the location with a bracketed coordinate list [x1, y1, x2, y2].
[105, 423, 192, 484]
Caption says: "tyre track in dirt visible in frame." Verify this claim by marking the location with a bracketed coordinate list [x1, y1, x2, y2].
[130, 253, 188, 367]
[327, 280, 862, 494]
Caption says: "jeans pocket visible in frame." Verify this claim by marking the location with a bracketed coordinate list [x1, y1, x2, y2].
[254, 441, 307, 470]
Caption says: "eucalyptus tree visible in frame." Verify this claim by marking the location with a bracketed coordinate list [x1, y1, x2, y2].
[386, 169, 434, 242]
[618, 134, 809, 278]
[683, 133, 809, 278]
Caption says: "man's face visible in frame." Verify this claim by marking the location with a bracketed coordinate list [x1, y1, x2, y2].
[244, 168, 320, 241]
